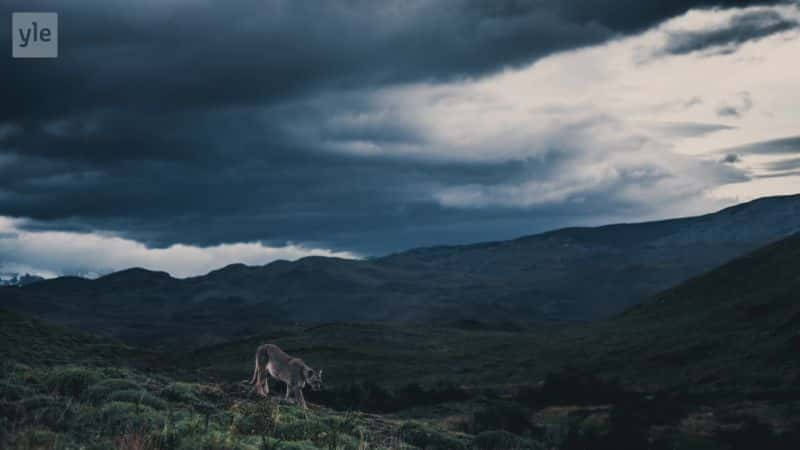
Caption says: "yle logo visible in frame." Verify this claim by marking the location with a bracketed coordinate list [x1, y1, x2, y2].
[12, 12, 58, 58]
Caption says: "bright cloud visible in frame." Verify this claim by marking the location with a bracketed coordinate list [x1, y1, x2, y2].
[300, 4, 800, 212]
[0, 217, 358, 278]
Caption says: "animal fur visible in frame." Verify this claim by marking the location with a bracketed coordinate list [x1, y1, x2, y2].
[249, 343, 323, 409]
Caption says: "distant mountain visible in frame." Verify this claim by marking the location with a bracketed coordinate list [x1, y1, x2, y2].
[379, 193, 800, 318]
[1, 194, 799, 348]
[0, 273, 45, 287]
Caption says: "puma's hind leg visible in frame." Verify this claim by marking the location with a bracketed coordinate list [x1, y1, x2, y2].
[294, 386, 307, 409]
[257, 367, 270, 397]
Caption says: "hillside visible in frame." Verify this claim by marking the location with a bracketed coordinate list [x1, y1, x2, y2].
[0, 309, 139, 366]
[176, 232, 800, 393]
[0, 310, 471, 450]
[4, 234, 800, 449]
[151, 233, 800, 449]
[2, 194, 800, 349]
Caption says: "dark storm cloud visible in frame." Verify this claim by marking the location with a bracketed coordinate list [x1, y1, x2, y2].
[0, 0, 779, 121]
[650, 122, 735, 137]
[716, 92, 754, 118]
[755, 170, 800, 179]
[720, 153, 741, 164]
[765, 157, 800, 172]
[656, 8, 798, 57]
[716, 106, 746, 117]
[722, 135, 800, 155]
[714, 135, 800, 180]
[0, 0, 783, 255]
[1, 0, 615, 121]
[0, 136, 584, 253]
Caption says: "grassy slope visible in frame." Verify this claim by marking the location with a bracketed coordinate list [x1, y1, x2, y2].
[4, 234, 800, 449]
[604, 232, 800, 390]
[0, 310, 482, 450]
[0, 309, 142, 366]
[155, 235, 800, 449]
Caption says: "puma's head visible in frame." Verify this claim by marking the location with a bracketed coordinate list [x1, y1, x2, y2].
[305, 367, 323, 391]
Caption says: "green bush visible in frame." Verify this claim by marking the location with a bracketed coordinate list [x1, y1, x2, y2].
[80, 401, 164, 435]
[10, 395, 74, 431]
[715, 417, 780, 450]
[0, 379, 33, 401]
[146, 426, 182, 450]
[85, 378, 141, 404]
[472, 430, 540, 450]
[106, 389, 167, 410]
[161, 382, 203, 406]
[515, 370, 632, 407]
[276, 419, 331, 442]
[401, 422, 468, 450]
[46, 366, 102, 400]
[17, 394, 57, 411]
[231, 401, 281, 437]
[469, 402, 531, 435]
[11, 427, 64, 450]
[310, 380, 471, 413]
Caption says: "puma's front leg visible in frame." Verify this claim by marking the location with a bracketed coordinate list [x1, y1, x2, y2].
[257, 372, 270, 398]
[295, 387, 307, 409]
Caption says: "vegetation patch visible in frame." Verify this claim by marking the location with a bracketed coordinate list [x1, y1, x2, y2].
[45, 366, 103, 400]
[85, 378, 142, 404]
[472, 430, 541, 450]
[401, 422, 469, 450]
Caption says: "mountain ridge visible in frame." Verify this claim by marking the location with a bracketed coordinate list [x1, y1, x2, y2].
[2, 193, 799, 348]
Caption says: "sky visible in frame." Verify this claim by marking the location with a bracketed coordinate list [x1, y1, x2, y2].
[1, 0, 799, 278]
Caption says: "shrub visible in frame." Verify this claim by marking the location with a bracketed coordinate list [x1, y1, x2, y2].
[604, 402, 650, 450]
[146, 425, 181, 450]
[309, 380, 471, 413]
[11, 394, 76, 431]
[516, 370, 631, 407]
[30, 399, 75, 431]
[774, 422, 800, 450]
[0, 379, 33, 401]
[81, 401, 164, 435]
[85, 378, 142, 404]
[107, 389, 167, 410]
[17, 394, 57, 411]
[46, 366, 102, 400]
[472, 430, 540, 450]
[115, 428, 149, 450]
[230, 401, 280, 437]
[277, 419, 331, 442]
[715, 417, 777, 450]
[401, 422, 468, 450]
[561, 401, 648, 450]
[161, 383, 203, 406]
[310, 414, 358, 450]
[642, 391, 691, 425]
[11, 427, 64, 450]
[468, 402, 531, 435]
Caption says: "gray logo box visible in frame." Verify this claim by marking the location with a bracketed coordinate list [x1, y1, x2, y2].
[12, 12, 58, 58]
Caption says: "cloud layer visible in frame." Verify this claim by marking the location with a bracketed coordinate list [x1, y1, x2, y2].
[1, 0, 799, 276]
[0, 217, 356, 278]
